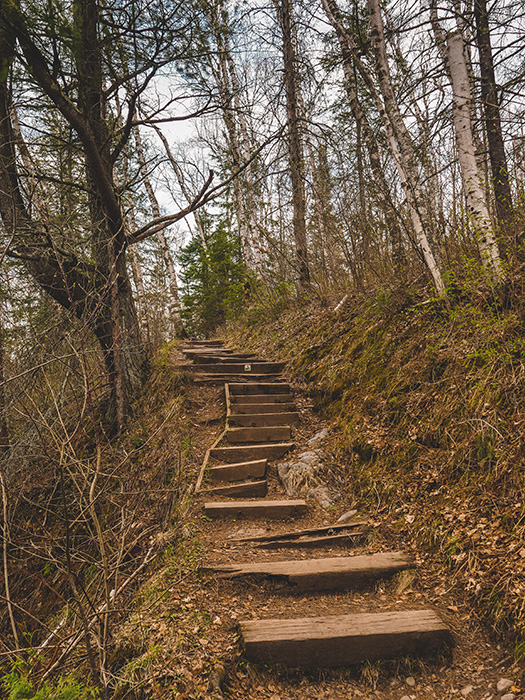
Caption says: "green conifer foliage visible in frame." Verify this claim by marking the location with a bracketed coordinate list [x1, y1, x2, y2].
[178, 220, 248, 336]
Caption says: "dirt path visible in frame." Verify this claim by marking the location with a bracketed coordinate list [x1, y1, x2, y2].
[166, 340, 524, 700]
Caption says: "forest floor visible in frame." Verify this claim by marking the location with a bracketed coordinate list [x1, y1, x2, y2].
[117, 335, 525, 700]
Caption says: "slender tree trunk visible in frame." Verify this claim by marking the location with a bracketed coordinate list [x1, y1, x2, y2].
[0, 319, 8, 455]
[322, 0, 406, 280]
[446, 31, 503, 281]
[474, 0, 514, 240]
[273, 0, 310, 292]
[365, 0, 445, 293]
[133, 125, 186, 337]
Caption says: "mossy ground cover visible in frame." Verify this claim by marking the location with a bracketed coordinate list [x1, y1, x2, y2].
[226, 288, 525, 654]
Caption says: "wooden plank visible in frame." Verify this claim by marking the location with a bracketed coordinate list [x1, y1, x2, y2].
[194, 354, 258, 363]
[187, 340, 224, 345]
[194, 374, 283, 384]
[240, 609, 452, 667]
[192, 362, 285, 374]
[256, 531, 368, 550]
[230, 394, 294, 404]
[207, 552, 411, 591]
[225, 426, 292, 444]
[207, 459, 268, 483]
[235, 522, 366, 543]
[228, 412, 300, 427]
[210, 443, 293, 463]
[228, 383, 291, 395]
[233, 403, 296, 415]
[204, 499, 307, 519]
[203, 480, 268, 498]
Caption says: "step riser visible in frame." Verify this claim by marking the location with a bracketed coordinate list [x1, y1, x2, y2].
[210, 553, 411, 592]
[210, 443, 293, 463]
[240, 610, 452, 668]
[225, 427, 292, 444]
[228, 413, 299, 427]
[228, 383, 291, 395]
[195, 355, 257, 363]
[232, 403, 296, 415]
[207, 459, 267, 483]
[191, 363, 285, 374]
[230, 394, 293, 404]
[204, 480, 268, 498]
[204, 500, 307, 519]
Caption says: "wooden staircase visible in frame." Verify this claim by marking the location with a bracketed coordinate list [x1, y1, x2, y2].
[184, 339, 452, 669]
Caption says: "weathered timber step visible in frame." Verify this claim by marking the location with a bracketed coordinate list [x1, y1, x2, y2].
[240, 609, 452, 668]
[194, 374, 283, 384]
[234, 521, 366, 543]
[187, 340, 224, 346]
[194, 354, 259, 363]
[207, 552, 410, 591]
[210, 443, 293, 463]
[230, 394, 293, 404]
[232, 403, 296, 415]
[225, 426, 292, 444]
[207, 459, 267, 483]
[182, 347, 232, 354]
[229, 383, 291, 395]
[255, 531, 368, 549]
[204, 499, 307, 519]
[228, 412, 299, 427]
[203, 480, 268, 498]
[190, 362, 284, 374]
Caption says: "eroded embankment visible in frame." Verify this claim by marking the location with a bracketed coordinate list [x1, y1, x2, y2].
[226, 290, 525, 653]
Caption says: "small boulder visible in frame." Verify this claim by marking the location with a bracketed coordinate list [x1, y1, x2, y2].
[497, 680, 513, 694]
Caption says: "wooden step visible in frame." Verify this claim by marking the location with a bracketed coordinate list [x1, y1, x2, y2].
[203, 480, 268, 498]
[210, 443, 293, 463]
[234, 522, 364, 542]
[194, 374, 283, 383]
[225, 426, 292, 444]
[228, 412, 299, 427]
[187, 340, 224, 346]
[207, 552, 411, 591]
[232, 403, 296, 415]
[240, 609, 452, 667]
[204, 499, 307, 519]
[194, 354, 258, 363]
[207, 459, 267, 483]
[228, 383, 290, 395]
[191, 362, 285, 374]
[255, 531, 368, 550]
[230, 394, 293, 404]
[228, 520, 366, 549]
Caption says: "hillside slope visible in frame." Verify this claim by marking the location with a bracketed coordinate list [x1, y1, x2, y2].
[226, 289, 525, 651]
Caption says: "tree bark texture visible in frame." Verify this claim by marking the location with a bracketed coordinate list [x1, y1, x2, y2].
[446, 31, 503, 281]
[321, 0, 405, 279]
[474, 0, 514, 238]
[0, 0, 146, 429]
[134, 125, 186, 337]
[366, 0, 445, 294]
[274, 0, 310, 291]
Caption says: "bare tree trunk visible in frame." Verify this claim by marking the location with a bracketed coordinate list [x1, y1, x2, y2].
[273, 0, 310, 292]
[204, 4, 258, 271]
[0, 320, 8, 455]
[446, 31, 503, 281]
[321, 0, 406, 280]
[365, 0, 445, 294]
[133, 125, 186, 337]
[474, 0, 514, 241]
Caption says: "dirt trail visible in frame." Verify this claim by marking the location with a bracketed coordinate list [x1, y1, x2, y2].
[176, 340, 523, 700]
